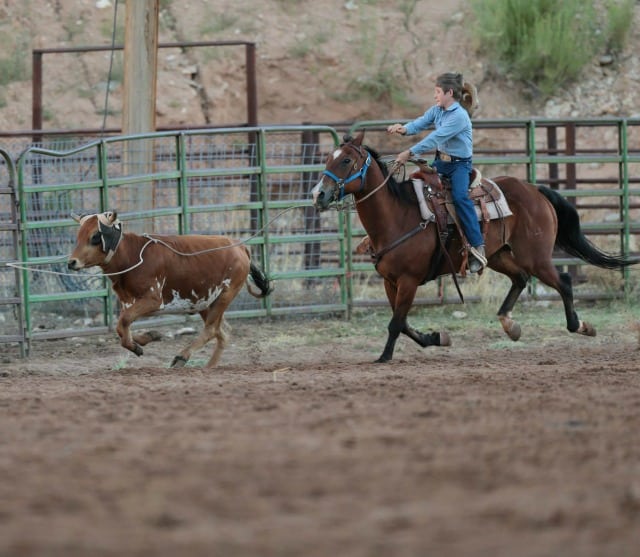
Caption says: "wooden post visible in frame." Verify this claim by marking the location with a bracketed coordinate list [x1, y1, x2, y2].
[122, 0, 159, 223]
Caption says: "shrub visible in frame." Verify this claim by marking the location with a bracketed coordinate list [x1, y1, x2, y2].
[605, 0, 635, 54]
[470, 0, 601, 96]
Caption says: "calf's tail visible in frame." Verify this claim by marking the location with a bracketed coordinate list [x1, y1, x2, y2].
[538, 185, 637, 269]
[247, 261, 272, 298]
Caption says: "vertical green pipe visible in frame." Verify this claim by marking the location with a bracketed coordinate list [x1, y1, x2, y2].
[177, 132, 188, 235]
[98, 140, 114, 329]
[528, 120, 537, 184]
[16, 153, 32, 337]
[257, 129, 271, 317]
[345, 208, 353, 319]
[527, 120, 538, 297]
[619, 119, 631, 293]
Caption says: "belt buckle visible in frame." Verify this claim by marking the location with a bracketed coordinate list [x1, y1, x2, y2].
[439, 152, 452, 162]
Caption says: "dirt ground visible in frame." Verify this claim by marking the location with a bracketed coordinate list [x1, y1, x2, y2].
[1, 306, 640, 557]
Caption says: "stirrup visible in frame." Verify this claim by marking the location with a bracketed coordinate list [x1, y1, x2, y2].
[468, 246, 487, 273]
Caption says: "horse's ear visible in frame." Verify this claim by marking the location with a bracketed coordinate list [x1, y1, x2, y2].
[353, 131, 365, 146]
[71, 212, 82, 223]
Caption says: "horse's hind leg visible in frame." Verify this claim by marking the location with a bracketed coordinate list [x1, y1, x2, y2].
[532, 264, 595, 336]
[489, 248, 530, 341]
[556, 271, 595, 336]
[496, 279, 528, 341]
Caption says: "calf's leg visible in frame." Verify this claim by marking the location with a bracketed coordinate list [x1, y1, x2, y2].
[116, 298, 161, 356]
[133, 330, 162, 346]
[171, 286, 240, 368]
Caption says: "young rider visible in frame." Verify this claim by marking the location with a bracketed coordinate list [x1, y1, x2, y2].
[387, 72, 487, 273]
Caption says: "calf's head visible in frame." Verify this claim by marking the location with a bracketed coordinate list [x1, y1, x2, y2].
[68, 211, 123, 270]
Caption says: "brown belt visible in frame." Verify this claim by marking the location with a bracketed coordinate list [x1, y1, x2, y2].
[435, 151, 470, 163]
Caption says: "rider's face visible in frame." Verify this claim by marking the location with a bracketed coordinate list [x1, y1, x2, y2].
[434, 86, 454, 108]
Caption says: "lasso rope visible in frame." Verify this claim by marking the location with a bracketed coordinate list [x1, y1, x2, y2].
[6, 206, 299, 279]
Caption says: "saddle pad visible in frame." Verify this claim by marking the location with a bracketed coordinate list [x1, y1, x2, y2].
[459, 178, 513, 221]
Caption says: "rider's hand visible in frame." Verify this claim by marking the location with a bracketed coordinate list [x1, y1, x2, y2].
[387, 123, 406, 135]
[394, 149, 412, 165]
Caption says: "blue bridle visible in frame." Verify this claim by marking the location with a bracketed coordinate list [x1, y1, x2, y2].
[322, 151, 372, 201]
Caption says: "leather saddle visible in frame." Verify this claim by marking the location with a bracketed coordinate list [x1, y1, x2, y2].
[410, 161, 511, 238]
[409, 161, 510, 275]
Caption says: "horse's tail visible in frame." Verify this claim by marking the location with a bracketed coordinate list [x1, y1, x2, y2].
[538, 185, 635, 269]
[246, 261, 272, 298]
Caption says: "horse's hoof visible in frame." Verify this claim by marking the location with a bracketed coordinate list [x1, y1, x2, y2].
[375, 356, 391, 364]
[171, 355, 188, 368]
[499, 315, 521, 341]
[133, 344, 143, 357]
[438, 332, 452, 346]
[576, 321, 596, 337]
[507, 322, 521, 341]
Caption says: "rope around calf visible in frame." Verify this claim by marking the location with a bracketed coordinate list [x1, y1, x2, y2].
[5, 206, 300, 279]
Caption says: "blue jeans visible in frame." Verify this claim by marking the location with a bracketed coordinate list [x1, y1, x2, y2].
[432, 158, 483, 247]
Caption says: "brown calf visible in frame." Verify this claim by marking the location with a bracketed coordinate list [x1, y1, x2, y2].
[68, 211, 271, 368]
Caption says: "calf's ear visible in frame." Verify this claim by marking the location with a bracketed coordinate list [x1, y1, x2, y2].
[105, 210, 118, 224]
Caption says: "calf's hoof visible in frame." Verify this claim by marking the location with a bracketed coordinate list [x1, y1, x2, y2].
[171, 355, 188, 368]
[146, 330, 162, 342]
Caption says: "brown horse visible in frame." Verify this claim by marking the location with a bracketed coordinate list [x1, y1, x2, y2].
[312, 131, 634, 363]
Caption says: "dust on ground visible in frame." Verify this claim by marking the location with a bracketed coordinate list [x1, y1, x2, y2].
[1, 308, 640, 557]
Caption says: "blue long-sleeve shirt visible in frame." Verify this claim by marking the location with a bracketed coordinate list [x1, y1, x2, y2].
[404, 102, 472, 158]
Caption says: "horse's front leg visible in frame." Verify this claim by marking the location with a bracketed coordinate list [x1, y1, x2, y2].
[378, 278, 419, 363]
[403, 324, 451, 348]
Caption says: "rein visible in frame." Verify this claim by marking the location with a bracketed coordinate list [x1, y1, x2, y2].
[355, 169, 394, 205]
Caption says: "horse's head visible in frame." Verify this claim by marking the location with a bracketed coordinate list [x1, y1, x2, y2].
[312, 131, 372, 211]
[67, 210, 123, 270]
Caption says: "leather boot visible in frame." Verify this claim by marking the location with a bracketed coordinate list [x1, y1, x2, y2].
[468, 245, 487, 273]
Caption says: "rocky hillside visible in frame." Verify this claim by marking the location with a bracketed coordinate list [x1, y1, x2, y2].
[0, 0, 639, 133]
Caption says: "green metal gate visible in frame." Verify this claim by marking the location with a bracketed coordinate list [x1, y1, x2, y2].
[14, 126, 347, 344]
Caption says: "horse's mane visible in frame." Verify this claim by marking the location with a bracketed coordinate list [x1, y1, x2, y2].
[362, 144, 416, 206]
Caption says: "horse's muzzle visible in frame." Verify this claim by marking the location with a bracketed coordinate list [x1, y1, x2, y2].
[311, 180, 333, 211]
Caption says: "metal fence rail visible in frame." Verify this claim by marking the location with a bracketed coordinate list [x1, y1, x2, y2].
[2, 120, 640, 357]
[0, 149, 26, 356]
